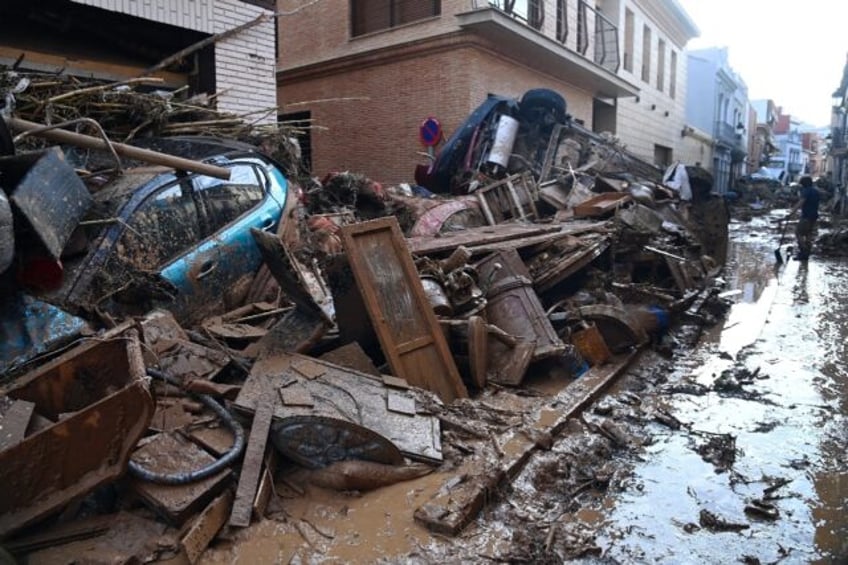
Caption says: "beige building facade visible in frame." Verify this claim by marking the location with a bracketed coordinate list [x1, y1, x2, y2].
[605, 0, 698, 167]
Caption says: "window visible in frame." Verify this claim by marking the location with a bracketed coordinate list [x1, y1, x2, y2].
[654, 144, 672, 168]
[670, 50, 678, 99]
[623, 8, 634, 72]
[351, 0, 440, 37]
[641, 25, 651, 82]
[556, 0, 568, 42]
[657, 39, 665, 91]
[193, 164, 265, 237]
[119, 182, 201, 268]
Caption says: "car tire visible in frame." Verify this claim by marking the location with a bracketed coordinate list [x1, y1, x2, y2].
[520, 88, 568, 124]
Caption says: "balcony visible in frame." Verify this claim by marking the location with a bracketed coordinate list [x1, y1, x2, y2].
[833, 127, 848, 150]
[714, 121, 746, 151]
[461, 1, 635, 97]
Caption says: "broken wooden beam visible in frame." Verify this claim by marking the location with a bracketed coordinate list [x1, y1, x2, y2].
[181, 490, 234, 564]
[228, 400, 274, 528]
[3, 117, 232, 179]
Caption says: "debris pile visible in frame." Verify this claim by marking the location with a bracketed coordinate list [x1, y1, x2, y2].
[0, 85, 729, 562]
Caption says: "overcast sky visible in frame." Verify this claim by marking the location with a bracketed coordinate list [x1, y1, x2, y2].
[677, 0, 848, 127]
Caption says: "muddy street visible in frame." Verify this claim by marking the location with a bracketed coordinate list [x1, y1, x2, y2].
[590, 214, 848, 564]
[190, 217, 848, 565]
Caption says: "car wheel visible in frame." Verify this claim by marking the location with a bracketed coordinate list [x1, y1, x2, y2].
[520, 88, 568, 125]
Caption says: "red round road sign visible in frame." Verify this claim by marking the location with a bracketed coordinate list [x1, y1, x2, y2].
[419, 117, 442, 147]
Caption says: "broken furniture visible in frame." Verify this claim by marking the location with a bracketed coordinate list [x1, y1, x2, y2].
[474, 172, 539, 225]
[573, 192, 632, 218]
[235, 351, 443, 464]
[338, 217, 467, 403]
[476, 248, 566, 363]
[0, 331, 153, 537]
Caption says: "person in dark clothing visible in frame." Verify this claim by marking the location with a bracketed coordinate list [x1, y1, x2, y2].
[789, 176, 820, 260]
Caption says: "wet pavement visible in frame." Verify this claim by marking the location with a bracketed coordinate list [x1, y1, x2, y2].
[593, 213, 848, 564]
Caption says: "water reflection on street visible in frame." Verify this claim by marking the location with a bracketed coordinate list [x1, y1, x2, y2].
[597, 219, 848, 564]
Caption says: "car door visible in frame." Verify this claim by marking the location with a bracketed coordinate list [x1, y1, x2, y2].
[94, 176, 205, 321]
[175, 160, 284, 322]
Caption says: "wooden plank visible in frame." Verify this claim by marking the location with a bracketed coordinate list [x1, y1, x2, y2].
[406, 223, 562, 255]
[228, 400, 274, 528]
[131, 432, 231, 525]
[252, 449, 277, 520]
[181, 491, 233, 564]
[3, 514, 113, 555]
[0, 399, 35, 451]
[533, 237, 611, 293]
[340, 217, 467, 403]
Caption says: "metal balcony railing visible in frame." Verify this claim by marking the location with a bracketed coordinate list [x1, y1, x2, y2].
[482, 0, 546, 30]
[475, 0, 620, 73]
[585, 1, 620, 73]
[715, 121, 737, 144]
[833, 127, 848, 149]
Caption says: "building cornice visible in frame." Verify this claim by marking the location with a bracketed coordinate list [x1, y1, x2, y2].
[278, 26, 638, 98]
[630, 0, 698, 48]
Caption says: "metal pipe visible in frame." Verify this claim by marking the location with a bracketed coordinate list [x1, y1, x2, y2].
[128, 368, 246, 485]
[13, 118, 123, 173]
[3, 116, 231, 180]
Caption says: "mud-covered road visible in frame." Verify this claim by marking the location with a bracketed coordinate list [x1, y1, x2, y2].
[590, 213, 848, 564]
[202, 212, 847, 564]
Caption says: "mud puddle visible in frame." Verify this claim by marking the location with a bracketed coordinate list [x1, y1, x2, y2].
[589, 214, 848, 564]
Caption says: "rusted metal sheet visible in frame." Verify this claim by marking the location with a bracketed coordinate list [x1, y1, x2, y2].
[0, 147, 92, 259]
[0, 332, 153, 537]
[340, 217, 467, 403]
[477, 249, 566, 363]
[229, 400, 273, 528]
[131, 432, 231, 525]
[235, 352, 443, 463]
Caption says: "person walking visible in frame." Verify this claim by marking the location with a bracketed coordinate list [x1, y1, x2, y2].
[789, 176, 820, 261]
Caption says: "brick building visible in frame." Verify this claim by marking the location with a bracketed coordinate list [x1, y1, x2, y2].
[0, 0, 277, 123]
[277, 1, 697, 185]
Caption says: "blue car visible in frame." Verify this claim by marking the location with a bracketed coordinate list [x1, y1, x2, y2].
[2, 137, 290, 374]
